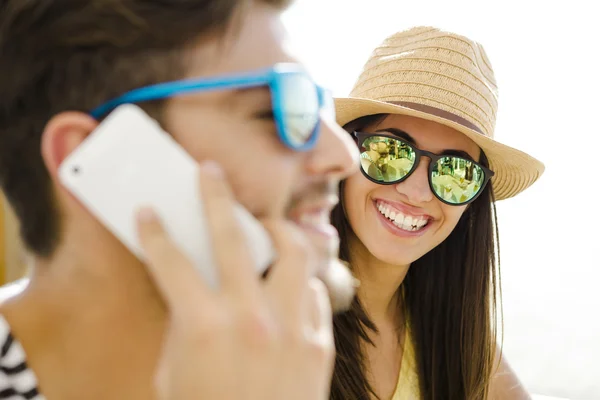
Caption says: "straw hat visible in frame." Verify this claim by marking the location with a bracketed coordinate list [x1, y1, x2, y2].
[335, 26, 544, 200]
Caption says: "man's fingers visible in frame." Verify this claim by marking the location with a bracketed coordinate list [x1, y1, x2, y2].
[136, 207, 212, 309]
[305, 278, 336, 382]
[306, 278, 333, 335]
[262, 220, 315, 320]
[198, 162, 260, 299]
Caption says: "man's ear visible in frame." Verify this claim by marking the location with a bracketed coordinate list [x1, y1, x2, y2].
[41, 112, 99, 181]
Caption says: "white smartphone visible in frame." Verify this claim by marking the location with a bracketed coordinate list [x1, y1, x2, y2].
[58, 104, 275, 287]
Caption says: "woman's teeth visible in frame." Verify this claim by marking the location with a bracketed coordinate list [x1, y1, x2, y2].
[377, 201, 429, 232]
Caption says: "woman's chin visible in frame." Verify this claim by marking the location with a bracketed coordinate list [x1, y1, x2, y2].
[367, 244, 424, 267]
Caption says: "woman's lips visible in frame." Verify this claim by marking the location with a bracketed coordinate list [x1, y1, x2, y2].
[373, 200, 433, 238]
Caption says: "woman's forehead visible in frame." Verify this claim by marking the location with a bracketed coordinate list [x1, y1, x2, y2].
[375, 113, 480, 157]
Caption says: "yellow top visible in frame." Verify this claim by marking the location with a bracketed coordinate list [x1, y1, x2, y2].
[391, 331, 421, 400]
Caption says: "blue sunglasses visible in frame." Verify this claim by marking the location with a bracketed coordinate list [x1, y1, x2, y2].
[90, 63, 333, 151]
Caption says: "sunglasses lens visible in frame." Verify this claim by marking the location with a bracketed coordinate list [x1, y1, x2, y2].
[359, 136, 416, 182]
[431, 156, 486, 204]
[278, 73, 319, 149]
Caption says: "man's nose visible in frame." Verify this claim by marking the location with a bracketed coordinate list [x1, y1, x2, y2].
[304, 117, 359, 181]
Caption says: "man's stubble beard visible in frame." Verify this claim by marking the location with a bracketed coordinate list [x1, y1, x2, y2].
[287, 180, 357, 313]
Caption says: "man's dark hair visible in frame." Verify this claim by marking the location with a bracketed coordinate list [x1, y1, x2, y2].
[0, 0, 290, 257]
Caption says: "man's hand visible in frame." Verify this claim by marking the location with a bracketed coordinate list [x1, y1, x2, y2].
[136, 161, 335, 400]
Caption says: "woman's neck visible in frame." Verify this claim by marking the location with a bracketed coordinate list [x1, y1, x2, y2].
[348, 234, 409, 325]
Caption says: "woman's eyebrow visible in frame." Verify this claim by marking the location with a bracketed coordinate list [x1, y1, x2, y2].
[442, 149, 476, 161]
[375, 128, 416, 144]
[374, 127, 477, 161]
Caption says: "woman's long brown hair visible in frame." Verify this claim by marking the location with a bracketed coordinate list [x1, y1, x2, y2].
[329, 114, 501, 400]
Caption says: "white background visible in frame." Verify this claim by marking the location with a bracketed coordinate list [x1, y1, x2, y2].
[283, 1, 600, 399]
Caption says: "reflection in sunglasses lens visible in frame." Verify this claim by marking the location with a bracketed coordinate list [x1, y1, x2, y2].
[359, 136, 416, 183]
[431, 156, 485, 204]
[281, 74, 319, 147]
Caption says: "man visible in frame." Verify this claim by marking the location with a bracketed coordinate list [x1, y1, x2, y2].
[0, 1, 358, 399]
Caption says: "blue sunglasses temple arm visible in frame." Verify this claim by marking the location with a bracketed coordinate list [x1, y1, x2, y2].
[90, 70, 274, 119]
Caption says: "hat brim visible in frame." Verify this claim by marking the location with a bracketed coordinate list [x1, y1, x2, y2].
[335, 97, 545, 201]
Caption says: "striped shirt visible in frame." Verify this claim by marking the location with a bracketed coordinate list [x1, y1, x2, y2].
[0, 316, 43, 400]
[0, 279, 44, 400]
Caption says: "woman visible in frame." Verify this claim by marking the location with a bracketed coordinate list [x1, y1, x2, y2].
[330, 27, 544, 399]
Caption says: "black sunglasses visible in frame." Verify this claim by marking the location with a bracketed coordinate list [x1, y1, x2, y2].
[354, 131, 494, 206]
